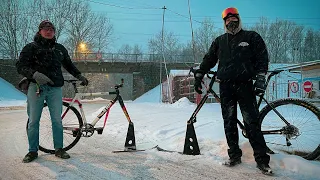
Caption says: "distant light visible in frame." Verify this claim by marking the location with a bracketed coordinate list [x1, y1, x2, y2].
[79, 43, 86, 50]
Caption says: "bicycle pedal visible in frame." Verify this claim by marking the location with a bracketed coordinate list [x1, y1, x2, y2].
[96, 127, 103, 134]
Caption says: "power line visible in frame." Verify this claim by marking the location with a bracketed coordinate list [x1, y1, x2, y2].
[114, 33, 310, 40]
[117, 32, 192, 37]
[91, 0, 160, 10]
[85, 0, 161, 10]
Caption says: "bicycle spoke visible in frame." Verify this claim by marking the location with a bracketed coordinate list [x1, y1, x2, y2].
[260, 99, 320, 159]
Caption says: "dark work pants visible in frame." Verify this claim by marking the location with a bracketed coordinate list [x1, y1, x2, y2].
[219, 80, 270, 165]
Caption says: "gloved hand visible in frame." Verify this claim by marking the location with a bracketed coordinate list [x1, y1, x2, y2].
[254, 74, 267, 96]
[76, 74, 88, 86]
[194, 69, 205, 94]
[33, 71, 54, 85]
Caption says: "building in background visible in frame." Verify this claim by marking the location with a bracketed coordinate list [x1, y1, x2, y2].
[280, 60, 320, 101]
[162, 69, 219, 104]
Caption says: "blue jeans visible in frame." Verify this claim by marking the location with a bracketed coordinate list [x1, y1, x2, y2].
[27, 83, 63, 152]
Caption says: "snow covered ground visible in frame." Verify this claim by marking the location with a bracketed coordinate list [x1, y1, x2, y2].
[0, 78, 320, 180]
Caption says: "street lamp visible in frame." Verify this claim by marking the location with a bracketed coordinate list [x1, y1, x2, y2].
[79, 42, 86, 52]
[78, 42, 87, 61]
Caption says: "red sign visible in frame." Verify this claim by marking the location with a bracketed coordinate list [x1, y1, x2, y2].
[290, 82, 299, 93]
[303, 81, 313, 93]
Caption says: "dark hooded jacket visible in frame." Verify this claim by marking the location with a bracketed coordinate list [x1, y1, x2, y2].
[199, 29, 269, 81]
[16, 33, 81, 87]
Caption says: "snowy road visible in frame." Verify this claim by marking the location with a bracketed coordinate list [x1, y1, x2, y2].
[0, 102, 317, 180]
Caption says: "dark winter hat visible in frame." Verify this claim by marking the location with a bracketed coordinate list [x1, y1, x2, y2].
[38, 20, 55, 31]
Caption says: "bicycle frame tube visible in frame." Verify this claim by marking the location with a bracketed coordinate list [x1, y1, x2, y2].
[63, 91, 118, 126]
[188, 93, 209, 124]
[188, 73, 219, 124]
[117, 95, 132, 123]
[260, 96, 291, 125]
[79, 91, 118, 126]
[63, 93, 85, 121]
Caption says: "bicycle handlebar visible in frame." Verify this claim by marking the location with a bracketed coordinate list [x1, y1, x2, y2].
[64, 78, 125, 94]
[189, 67, 216, 79]
[189, 67, 284, 80]
[114, 78, 124, 89]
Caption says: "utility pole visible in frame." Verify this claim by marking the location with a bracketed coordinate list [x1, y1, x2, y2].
[159, 6, 166, 103]
[188, 0, 196, 64]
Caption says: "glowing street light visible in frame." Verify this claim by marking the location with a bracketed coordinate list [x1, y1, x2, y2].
[79, 42, 86, 52]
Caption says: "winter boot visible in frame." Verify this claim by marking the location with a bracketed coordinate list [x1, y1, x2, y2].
[257, 163, 273, 175]
[223, 158, 241, 167]
[55, 149, 70, 159]
[22, 152, 38, 163]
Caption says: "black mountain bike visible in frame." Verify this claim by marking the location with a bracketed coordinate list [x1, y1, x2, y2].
[185, 68, 320, 160]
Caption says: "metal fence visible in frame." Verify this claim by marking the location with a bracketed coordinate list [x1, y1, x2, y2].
[0, 51, 196, 63]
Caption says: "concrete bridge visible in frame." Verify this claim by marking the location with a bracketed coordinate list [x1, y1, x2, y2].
[0, 57, 199, 100]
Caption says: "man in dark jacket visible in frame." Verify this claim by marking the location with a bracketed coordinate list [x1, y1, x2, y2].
[16, 20, 88, 163]
[194, 7, 272, 175]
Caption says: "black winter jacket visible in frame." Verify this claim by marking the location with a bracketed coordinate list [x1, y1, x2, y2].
[16, 33, 81, 87]
[199, 29, 269, 81]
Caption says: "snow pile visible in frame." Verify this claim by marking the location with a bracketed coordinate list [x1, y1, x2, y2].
[0, 77, 26, 107]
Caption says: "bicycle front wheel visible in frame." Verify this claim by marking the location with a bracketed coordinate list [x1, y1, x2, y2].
[39, 101, 83, 154]
[259, 98, 320, 160]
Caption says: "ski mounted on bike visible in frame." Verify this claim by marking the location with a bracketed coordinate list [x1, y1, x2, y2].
[152, 68, 320, 161]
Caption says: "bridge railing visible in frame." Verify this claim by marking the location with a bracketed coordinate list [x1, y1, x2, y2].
[71, 53, 197, 63]
[0, 51, 199, 64]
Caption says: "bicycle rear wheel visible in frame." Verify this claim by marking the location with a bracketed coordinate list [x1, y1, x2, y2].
[39, 101, 83, 154]
[259, 98, 320, 160]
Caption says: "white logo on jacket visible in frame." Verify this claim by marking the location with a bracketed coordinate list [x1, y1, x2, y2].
[238, 42, 249, 47]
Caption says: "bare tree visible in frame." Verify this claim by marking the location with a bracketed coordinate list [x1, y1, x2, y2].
[251, 17, 269, 43]
[116, 44, 143, 62]
[289, 25, 304, 62]
[117, 44, 132, 62]
[28, 0, 74, 40]
[0, 0, 30, 59]
[262, 19, 297, 63]
[314, 30, 320, 60]
[192, 18, 219, 63]
[180, 44, 194, 63]
[251, 18, 309, 63]
[62, 1, 113, 59]
[92, 15, 113, 53]
[132, 44, 143, 62]
[148, 30, 182, 62]
[303, 29, 317, 61]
